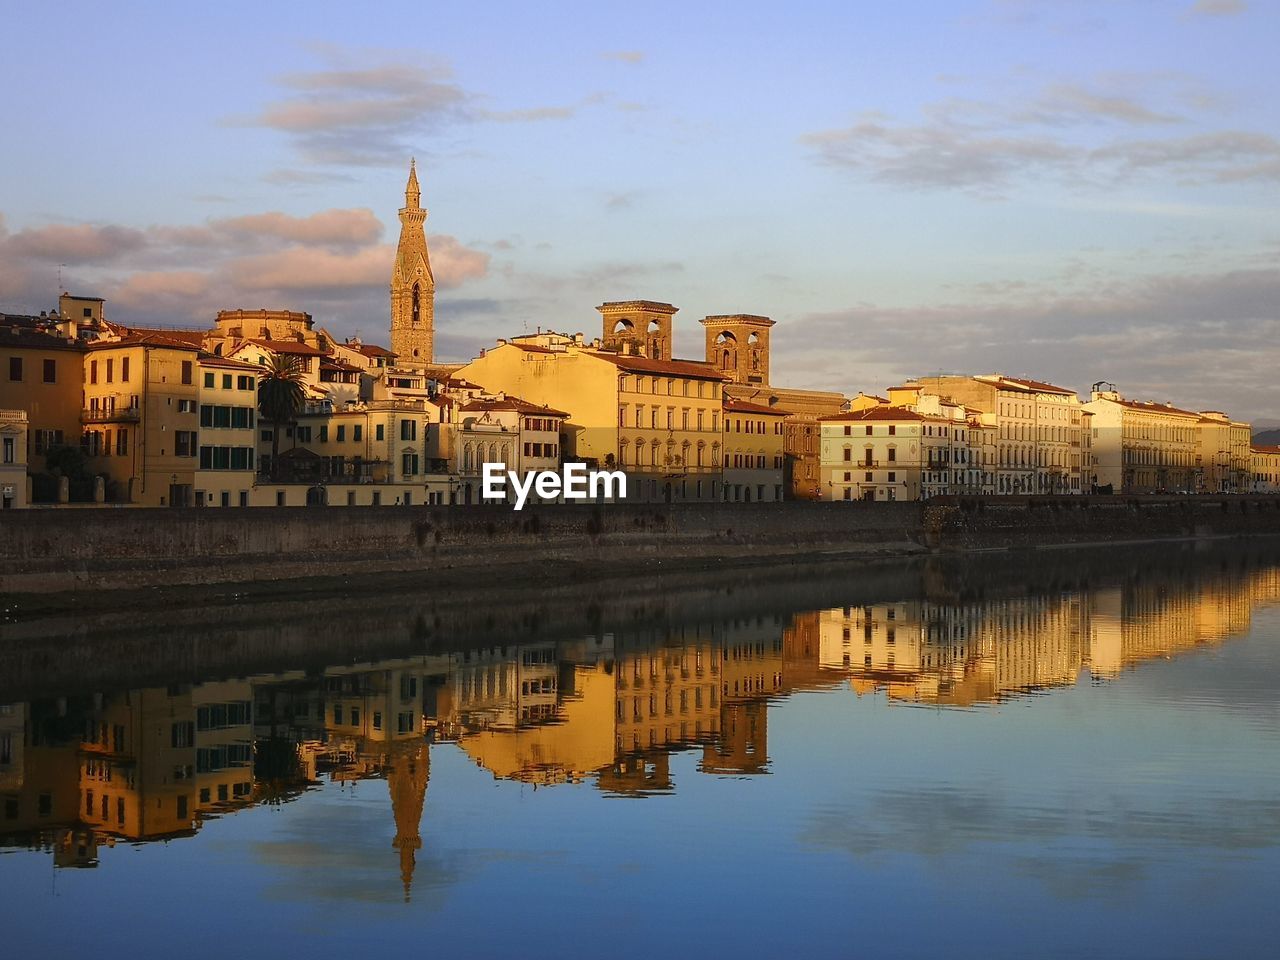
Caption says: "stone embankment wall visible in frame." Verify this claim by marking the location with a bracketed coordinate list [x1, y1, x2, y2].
[1, 496, 1279, 595]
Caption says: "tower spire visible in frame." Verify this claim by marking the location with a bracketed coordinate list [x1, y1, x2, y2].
[390, 159, 434, 367]
[405, 157, 421, 209]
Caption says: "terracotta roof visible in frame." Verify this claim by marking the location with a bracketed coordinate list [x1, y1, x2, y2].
[460, 397, 570, 418]
[198, 354, 262, 372]
[978, 374, 1076, 396]
[115, 326, 206, 347]
[243, 338, 328, 356]
[320, 357, 363, 373]
[354, 343, 396, 358]
[591, 352, 728, 381]
[725, 399, 790, 416]
[510, 342, 558, 354]
[820, 406, 931, 423]
[89, 332, 199, 351]
[1105, 397, 1204, 419]
[0, 325, 86, 351]
[1252, 445, 1280, 455]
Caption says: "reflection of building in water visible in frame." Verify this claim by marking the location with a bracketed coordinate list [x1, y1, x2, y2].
[822, 567, 1280, 706]
[387, 740, 429, 902]
[7, 561, 1280, 870]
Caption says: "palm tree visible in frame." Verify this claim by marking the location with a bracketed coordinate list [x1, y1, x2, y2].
[257, 354, 306, 481]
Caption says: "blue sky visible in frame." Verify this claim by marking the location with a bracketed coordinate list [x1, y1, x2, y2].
[2, 0, 1277, 418]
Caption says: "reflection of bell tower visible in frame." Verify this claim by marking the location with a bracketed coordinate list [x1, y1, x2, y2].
[700, 314, 774, 386]
[390, 159, 435, 368]
[700, 701, 769, 774]
[598, 300, 676, 361]
[387, 741, 430, 902]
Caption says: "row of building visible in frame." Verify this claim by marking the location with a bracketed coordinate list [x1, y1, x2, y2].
[1, 162, 1276, 508]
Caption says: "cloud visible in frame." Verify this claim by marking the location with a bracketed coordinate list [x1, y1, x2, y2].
[246, 52, 614, 167]
[261, 168, 358, 186]
[251, 63, 470, 165]
[602, 51, 645, 65]
[1018, 83, 1183, 126]
[0, 205, 490, 333]
[774, 263, 1280, 420]
[2, 222, 149, 264]
[802, 79, 1280, 193]
[212, 209, 384, 247]
[1189, 0, 1247, 15]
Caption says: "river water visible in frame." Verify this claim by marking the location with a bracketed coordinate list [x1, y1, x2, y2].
[2, 543, 1279, 958]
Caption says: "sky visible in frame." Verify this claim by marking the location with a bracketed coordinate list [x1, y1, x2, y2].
[1, 0, 1277, 419]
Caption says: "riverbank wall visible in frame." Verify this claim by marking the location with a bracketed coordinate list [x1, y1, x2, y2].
[2, 496, 1280, 597]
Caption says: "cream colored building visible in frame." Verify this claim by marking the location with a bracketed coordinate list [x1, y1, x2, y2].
[195, 356, 259, 507]
[914, 374, 1087, 494]
[818, 406, 953, 501]
[1251, 445, 1280, 493]
[0, 316, 86, 475]
[1083, 387, 1203, 494]
[83, 333, 202, 506]
[0, 409, 29, 509]
[456, 332, 728, 503]
[257, 398, 452, 506]
[1198, 411, 1252, 493]
[884, 386, 994, 495]
[722, 399, 786, 502]
[454, 395, 568, 505]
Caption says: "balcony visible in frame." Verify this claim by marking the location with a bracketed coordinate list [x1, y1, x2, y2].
[82, 395, 141, 423]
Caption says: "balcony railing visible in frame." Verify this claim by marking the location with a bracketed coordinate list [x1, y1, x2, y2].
[82, 395, 141, 423]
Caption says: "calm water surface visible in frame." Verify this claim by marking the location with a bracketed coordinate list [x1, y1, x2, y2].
[2, 548, 1279, 959]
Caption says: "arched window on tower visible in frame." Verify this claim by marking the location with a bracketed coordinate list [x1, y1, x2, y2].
[412, 283, 421, 326]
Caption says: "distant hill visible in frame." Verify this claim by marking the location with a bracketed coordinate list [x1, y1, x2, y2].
[1254, 429, 1280, 447]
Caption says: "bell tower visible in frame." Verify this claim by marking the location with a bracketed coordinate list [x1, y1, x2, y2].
[597, 300, 677, 360]
[390, 159, 434, 367]
[701, 314, 774, 385]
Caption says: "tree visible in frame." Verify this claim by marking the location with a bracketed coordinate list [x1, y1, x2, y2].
[257, 354, 306, 481]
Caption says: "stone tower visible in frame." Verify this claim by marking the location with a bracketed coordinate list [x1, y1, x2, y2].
[390, 159, 434, 367]
[700, 314, 774, 385]
[597, 300, 677, 361]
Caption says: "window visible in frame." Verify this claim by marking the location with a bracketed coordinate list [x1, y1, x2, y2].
[2, 437, 12, 464]
[181, 361, 193, 385]
[171, 722, 194, 748]
[7, 357, 20, 381]
[175, 431, 197, 457]
[319, 425, 328, 442]
[376, 424, 385, 441]
[237, 375, 253, 390]
[353, 424, 363, 442]
[336, 425, 345, 441]
[400, 420, 417, 441]
[222, 374, 233, 389]
[204, 372, 215, 388]
[865, 425, 873, 436]
[402, 452, 419, 475]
